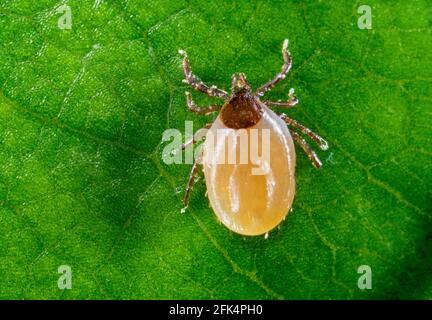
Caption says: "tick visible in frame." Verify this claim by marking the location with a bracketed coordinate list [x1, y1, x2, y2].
[178, 39, 328, 236]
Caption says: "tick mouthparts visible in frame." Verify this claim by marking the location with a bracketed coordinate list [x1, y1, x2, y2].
[231, 73, 250, 92]
[237, 73, 247, 82]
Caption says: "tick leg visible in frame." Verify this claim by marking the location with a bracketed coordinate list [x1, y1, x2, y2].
[291, 131, 322, 169]
[183, 151, 203, 207]
[179, 50, 229, 99]
[185, 92, 221, 115]
[180, 122, 212, 150]
[278, 113, 329, 150]
[264, 88, 298, 108]
[256, 39, 292, 97]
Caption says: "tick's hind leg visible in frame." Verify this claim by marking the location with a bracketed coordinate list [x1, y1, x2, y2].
[185, 92, 221, 115]
[277, 112, 327, 168]
[256, 39, 292, 96]
[183, 151, 203, 207]
[278, 113, 328, 150]
[291, 131, 322, 169]
[179, 50, 228, 99]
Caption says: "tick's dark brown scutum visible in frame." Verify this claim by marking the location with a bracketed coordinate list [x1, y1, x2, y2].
[220, 72, 264, 129]
[220, 89, 263, 129]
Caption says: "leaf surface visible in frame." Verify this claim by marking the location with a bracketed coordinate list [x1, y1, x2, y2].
[0, 0, 431, 298]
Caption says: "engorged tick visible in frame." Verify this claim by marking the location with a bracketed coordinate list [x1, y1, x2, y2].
[178, 39, 328, 236]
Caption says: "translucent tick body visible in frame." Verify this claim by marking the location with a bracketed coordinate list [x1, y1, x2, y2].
[204, 105, 296, 235]
[179, 40, 328, 236]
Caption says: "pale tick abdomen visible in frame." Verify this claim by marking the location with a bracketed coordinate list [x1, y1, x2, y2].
[202, 104, 296, 236]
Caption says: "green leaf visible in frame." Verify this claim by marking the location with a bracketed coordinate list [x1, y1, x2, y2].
[0, 0, 431, 299]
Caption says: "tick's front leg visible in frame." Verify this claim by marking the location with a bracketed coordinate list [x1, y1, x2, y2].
[179, 50, 229, 99]
[256, 39, 292, 97]
[185, 92, 221, 115]
[183, 151, 203, 207]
